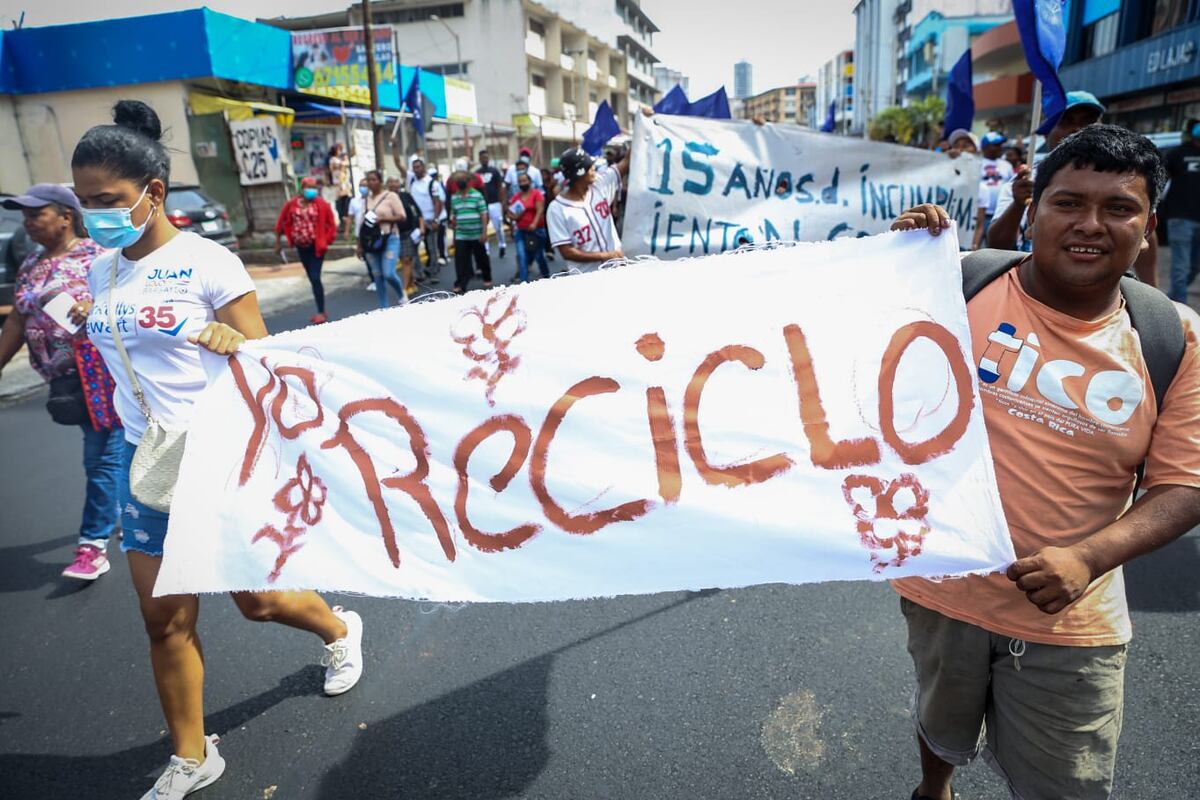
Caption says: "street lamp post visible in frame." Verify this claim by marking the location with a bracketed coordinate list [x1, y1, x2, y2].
[429, 14, 462, 79]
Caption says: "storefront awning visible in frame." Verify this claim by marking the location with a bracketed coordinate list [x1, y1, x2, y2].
[289, 100, 401, 123]
[188, 93, 294, 124]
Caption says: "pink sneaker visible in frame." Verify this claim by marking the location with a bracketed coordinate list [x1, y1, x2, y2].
[62, 544, 111, 581]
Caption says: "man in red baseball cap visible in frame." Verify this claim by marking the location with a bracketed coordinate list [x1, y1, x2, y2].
[505, 146, 543, 198]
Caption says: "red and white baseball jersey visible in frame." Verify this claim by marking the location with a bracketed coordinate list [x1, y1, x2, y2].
[547, 168, 622, 271]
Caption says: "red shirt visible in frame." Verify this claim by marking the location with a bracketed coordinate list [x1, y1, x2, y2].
[509, 188, 544, 230]
[275, 196, 338, 257]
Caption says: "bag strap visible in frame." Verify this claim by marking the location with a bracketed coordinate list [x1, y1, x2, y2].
[1119, 275, 1186, 413]
[105, 252, 155, 425]
[961, 248, 1028, 302]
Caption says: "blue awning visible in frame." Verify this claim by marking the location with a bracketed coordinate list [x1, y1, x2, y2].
[289, 100, 402, 122]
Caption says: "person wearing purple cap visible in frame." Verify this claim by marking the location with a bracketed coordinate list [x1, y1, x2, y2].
[0, 183, 120, 580]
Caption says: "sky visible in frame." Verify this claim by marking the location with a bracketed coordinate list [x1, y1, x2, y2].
[0, 0, 859, 97]
[644, 0, 858, 96]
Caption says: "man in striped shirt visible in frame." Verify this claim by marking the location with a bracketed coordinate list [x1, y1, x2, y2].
[547, 147, 630, 272]
[448, 171, 492, 293]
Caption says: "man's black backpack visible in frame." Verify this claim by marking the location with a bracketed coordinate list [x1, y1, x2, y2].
[395, 191, 423, 236]
[961, 250, 1185, 413]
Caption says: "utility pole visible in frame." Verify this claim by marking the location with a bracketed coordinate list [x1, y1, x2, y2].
[362, 0, 385, 169]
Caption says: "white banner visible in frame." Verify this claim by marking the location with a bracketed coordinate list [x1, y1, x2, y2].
[229, 117, 284, 186]
[624, 114, 980, 257]
[156, 231, 1014, 601]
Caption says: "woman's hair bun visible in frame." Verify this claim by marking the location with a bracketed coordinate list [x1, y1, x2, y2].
[112, 100, 162, 142]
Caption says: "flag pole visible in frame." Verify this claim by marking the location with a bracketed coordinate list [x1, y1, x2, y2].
[1027, 80, 1042, 171]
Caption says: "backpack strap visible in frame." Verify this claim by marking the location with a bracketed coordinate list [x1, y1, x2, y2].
[1119, 275, 1186, 413]
[961, 248, 1028, 302]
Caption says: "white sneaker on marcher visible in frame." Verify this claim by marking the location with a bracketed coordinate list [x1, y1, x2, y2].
[139, 734, 225, 799]
[322, 606, 363, 696]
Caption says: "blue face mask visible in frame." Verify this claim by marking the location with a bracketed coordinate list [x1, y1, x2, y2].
[1192, 122, 1200, 139]
[359, 185, 369, 196]
[303, 188, 319, 200]
[81, 185, 152, 249]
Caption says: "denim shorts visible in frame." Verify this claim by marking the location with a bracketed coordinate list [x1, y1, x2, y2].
[117, 439, 170, 557]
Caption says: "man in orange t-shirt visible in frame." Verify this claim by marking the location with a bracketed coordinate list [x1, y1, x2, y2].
[890, 125, 1200, 800]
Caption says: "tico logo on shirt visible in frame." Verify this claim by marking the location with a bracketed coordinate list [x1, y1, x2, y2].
[977, 321, 1143, 426]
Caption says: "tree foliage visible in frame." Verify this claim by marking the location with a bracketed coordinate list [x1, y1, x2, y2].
[868, 96, 947, 147]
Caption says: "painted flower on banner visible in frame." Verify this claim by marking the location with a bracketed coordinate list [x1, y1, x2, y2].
[274, 452, 328, 527]
[841, 473, 931, 573]
[450, 291, 528, 406]
[254, 453, 328, 583]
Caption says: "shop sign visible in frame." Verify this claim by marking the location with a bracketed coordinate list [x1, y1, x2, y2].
[1147, 40, 1196, 74]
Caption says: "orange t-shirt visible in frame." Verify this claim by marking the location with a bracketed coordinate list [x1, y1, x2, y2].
[893, 268, 1200, 646]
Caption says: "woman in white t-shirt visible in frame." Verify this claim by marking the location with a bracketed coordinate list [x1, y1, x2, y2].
[70, 101, 365, 800]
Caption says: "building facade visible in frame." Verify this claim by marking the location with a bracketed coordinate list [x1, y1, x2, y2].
[971, 20, 1034, 135]
[1059, 0, 1200, 142]
[734, 60, 753, 99]
[276, 0, 634, 166]
[853, 0, 899, 134]
[902, 11, 1010, 104]
[817, 50, 855, 133]
[892, 0, 1011, 106]
[653, 65, 689, 96]
[741, 83, 817, 126]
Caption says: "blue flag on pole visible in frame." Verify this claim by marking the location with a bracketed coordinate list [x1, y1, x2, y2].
[687, 87, 732, 119]
[581, 100, 620, 155]
[820, 101, 836, 132]
[653, 85, 690, 115]
[943, 49, 974, 134]
[403, 67, 424, 140]
[1012, 0, 1068, 134]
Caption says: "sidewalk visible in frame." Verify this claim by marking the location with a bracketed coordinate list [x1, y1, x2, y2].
[0, 255, 368, 405]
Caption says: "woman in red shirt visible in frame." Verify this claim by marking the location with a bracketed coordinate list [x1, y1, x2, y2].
[507, 173, 549, 282]
[274, 176, 338, 323]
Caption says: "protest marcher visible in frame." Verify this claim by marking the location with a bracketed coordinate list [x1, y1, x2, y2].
[273, 177, 337, 324]
[547, 145, 631, 272]
[70, 100, 365, 800]
[541, 166, 559, 262]
[1163, 118, 1200, 303]
[358, 169, 407, 309]
[0, 184, 121, 580]
[327, 142, 353, 241]
[891, 124, 1200, 800]
[987, 90, 1105, 251]
[408, 158, 446, 278]
[347, 178, 374, 290]
[475, 148, 508, 258]
[947, 128, 978, 158]
[1003, 143, 1024, 172]
[504, 146, 544, 197]
[386, 175, 424, 296]
[971, 131, 1015, 250]
[507, 170, 549, 282]
[447, 170, 492, 294]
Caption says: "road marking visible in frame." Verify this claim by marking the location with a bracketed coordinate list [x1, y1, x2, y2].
[760, 689, 826, 775]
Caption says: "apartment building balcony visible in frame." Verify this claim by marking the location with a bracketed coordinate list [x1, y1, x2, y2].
[974, 72, 1035, 116]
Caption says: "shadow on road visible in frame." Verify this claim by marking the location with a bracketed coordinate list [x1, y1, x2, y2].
[1124, 533, 1200, 612]
[0, 664, 324, 799]
[0, 534, 76, 595]
[318, 590, 720, 800]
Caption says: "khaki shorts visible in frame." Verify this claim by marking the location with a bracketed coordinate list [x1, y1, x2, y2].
[900, 597, 1127, 800]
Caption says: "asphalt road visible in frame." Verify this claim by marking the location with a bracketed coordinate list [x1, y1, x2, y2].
[1, 260, 1198, 799]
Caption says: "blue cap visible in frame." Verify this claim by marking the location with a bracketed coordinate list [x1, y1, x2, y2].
[981, 131, 1006, 146]
[1065, 90, 1106, 114]
[2, 183, 80, 212]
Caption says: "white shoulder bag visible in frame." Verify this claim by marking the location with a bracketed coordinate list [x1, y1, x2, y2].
[107, 252, 187, 513]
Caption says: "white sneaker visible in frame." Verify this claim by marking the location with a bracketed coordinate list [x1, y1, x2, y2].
[322, 606, 364, 696]
[139, 734, 225, 799]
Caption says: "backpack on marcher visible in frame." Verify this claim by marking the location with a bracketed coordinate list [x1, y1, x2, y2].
[961, 249, 1185, 491]
[395, 191, 422, 235]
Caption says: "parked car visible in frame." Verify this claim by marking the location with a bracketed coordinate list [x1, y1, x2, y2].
[166, 184, 238, 251]
[0, 199, 33, 311]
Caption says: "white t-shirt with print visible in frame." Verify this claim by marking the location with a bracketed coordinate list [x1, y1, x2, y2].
[408, 175, 446, 222]
[977, 157, 1014, 216]
[86, 232, 256, 444]
[547, 168, 622, 272]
